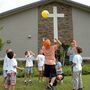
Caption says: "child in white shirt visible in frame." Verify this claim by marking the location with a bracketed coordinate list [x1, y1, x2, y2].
[36, 50, 45, 81]
[6, 51, 23, 90]
[2, 48, 12, 89]
[72, 47, 83, 90]
[3, 49, 12, 77]
[24, 50, 35, 84]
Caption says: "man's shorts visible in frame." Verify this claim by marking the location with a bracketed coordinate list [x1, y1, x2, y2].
[6, 72, 16, 86]
[44, 64, 56, 78]
[38, 66, 44, 71]
[25, 67, 33, 74]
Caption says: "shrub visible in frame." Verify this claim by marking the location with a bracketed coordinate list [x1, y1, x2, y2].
[82, 63, 90, 75]
[63, 65, 71, 76]
[0, 61, 90, 77]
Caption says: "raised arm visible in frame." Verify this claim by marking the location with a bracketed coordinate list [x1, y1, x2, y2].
[54, 38, 62, 46]
[29, 50, 35, 56]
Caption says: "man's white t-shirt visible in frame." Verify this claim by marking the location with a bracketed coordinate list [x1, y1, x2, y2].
[3, 55, 10, 70]
[25, 55, 34, 67]
[73, 54, 82, 72]
[36, 54, 45, 67]
[7, 58, 17, 73]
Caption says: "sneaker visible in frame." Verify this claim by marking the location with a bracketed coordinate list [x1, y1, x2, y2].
[24, 80, 27, 83]
[47, 84, 53, 90]
[24, 80, 28, 85]
[28, 80, 32, 84]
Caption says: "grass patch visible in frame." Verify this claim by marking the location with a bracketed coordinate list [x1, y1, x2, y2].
[0, 75, 90, 90]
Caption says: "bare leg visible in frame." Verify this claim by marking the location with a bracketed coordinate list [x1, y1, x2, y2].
[11, 85, 15, 90]
[50, 77, 56, 86]
[6, 85, 10, 90]
[29, 73, 32, 80]
[38, 71, 41, 80]
[24, 73, 28, 82]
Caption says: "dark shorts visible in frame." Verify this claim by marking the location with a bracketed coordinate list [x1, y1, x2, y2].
[44, 64, 56, 78]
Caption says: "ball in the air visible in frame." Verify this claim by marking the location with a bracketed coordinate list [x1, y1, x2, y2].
[41, 10, 49, 18]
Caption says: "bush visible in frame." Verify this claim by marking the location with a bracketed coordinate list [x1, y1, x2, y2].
[82, 63, 90, 75]
[63, 63, 90, 76]
[0, 61, 90, 77]
[63, 65, 71, 76]
[17, 70, 25, 78]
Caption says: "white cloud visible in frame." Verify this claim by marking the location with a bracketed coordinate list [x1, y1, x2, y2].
[71, 0, 90, 6]
[0, 0, 40, 13]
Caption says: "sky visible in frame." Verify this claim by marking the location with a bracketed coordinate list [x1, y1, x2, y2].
[0, 0, 90, 13]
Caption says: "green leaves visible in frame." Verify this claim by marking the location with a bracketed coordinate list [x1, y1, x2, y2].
[0, 38, 3, 51]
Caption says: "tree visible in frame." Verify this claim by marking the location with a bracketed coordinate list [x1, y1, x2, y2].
[0, 38, 3, 50]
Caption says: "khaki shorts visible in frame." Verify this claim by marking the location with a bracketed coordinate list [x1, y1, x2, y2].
[38, 66, 44, 71]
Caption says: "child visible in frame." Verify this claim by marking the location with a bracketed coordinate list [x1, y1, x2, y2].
[36, 50, 45, 81]
[6, 51, 23, 90]
[55, 61, 64, 82]
[24, 50, 35, 84]
[67, 40, 77, 64]
[49, 61, 64, 86]
[72, 47, 83, 90]
[2, 48, 12, 89]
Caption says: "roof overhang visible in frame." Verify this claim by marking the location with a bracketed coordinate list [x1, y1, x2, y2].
[0, 0, 90, 19]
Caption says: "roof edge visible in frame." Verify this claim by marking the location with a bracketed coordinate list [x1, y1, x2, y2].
[0, 0, 90, 19]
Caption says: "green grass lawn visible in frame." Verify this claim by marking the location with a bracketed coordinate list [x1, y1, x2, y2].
[0, 75, 90, 90]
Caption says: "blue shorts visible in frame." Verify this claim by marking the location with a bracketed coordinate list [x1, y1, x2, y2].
[25, 67, 33, 74]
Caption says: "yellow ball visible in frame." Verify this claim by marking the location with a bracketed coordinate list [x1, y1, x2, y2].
[41, 10, 49, 19]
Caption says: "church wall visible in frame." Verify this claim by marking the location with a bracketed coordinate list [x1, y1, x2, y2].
[0, 8, 38, 58]
[38, 2, 73, 50]
[72, 8, 90, 58]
